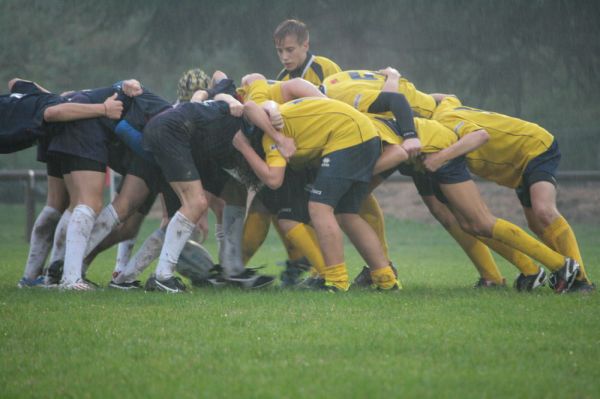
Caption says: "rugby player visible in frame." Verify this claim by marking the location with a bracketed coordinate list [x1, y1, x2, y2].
[2, 79, 123, 288]
[424, 96, 594, 292]
[236, 97, 400, 291]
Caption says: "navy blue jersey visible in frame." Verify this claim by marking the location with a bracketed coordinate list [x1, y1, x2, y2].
[0, 89, 66, 153]
[123, 91, 172, 131]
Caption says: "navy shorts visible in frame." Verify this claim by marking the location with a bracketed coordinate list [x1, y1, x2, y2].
[308, 138, 380, 213]
[143, 110, 198, 182]
[431, 156, 472, 185]
[59, 153, 106, 175]
[258, 168, 312, 223]
[46, 154, 62, 178]
[516, 140, 560, 207]
[194, 158, 229, 197]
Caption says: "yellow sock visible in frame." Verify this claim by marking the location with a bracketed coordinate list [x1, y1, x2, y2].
[370, 265, 400, 290]
[491, 219, 564, 272]
[446, 224, 504, 283]
[359, 194, 390, 260]
[272, 216, 304, 261]
[541, 216, 589, 282]
[242, 211, 271, 264]
[478, 236, 540, 277]
[285, 223, 327, 277]
[323, 263, 349, 291]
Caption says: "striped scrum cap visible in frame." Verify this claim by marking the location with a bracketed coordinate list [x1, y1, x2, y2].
[177, 68, 210, 101]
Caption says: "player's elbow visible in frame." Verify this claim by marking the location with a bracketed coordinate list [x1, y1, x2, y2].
[264, 172, 284, 190]
[475, 129, 490, 145]
[43, 105, 61, 122]
[7, 78, 22, 92]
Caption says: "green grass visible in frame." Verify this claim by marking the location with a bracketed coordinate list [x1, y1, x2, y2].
[1, 204, 599, 398]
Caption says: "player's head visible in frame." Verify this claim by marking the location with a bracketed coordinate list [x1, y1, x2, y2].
[177, 68, 210, 102]
[274, 19, 310, 72]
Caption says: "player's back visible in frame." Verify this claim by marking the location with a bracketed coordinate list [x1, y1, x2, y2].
[322, 70, 437, 118]
[272, 97, 378, 167]
[433, 96, 554, 187]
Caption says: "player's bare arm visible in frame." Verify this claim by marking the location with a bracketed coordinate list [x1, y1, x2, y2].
[244, 100, 295, 159]
[43, 93, 123, 122]
[280, 78, 324, 102]
[422, 129, 490, 172]
[232, 130, 285, 189]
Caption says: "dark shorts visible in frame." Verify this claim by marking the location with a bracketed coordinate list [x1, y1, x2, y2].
[516, 140, 560, 207]
[143, 111, 198, 182]
[194, 158, 229, 197]
[59, 153, 106, 175]
[46, 155, 62, 178]
[47, 93, 111, 164]
[257, 168, 312, 223]
[431, 156, 472, 185]
[396, 163, 449, 204]
[160, 181, 181, 218]
[414, 173, 448, 204]
[121, 156, 163, 215]
[308, 138, 380, 213]
[127, 156, 163, 195]
[316, 138, 381, 182]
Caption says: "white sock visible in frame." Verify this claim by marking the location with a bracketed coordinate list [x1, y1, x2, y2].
[215, 223, 224, 264]
[47, 209, 72, 266]
[23, 206, 61, 279]
[221, 205, 245, 277]
[62, 205, 96, 284]
[155, 211, 195, 281]
[116, 229, 164, 283]
[84, 204, 120, 257]
[113, 238, 137, 275]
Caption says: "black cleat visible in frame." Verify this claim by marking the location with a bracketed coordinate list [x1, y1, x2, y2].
[297, 276, 325, 289]
[145, 275, 186, 293]
[109, 280, 142, 290]
[226, 269, 275, 289]
[514, 269, 546, 292]
[474, 277, 507, 289]
[548, 258, 580, 293]
[351, 263, 399, 289]
[569, 279, 596, 293]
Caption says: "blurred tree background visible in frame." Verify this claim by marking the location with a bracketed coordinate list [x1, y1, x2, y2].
[1, 0, 599, 170]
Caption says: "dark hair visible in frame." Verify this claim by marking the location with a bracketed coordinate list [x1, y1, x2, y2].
[273, 19, 309, 45]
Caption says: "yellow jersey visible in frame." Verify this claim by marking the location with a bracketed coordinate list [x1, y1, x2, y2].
[432, 96, 555, 188]
[276, 54, 341, 85]
[238, 79, 285, 105]
[322, 70, 437, 119]
[263, 97, 379, 169]
[368, 115, 457, 153]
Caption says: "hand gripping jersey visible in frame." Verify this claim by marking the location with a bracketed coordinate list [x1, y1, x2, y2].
[368, 114, 457, 153]
[321, 70, 437, 119]
[432, 96, 555, 188]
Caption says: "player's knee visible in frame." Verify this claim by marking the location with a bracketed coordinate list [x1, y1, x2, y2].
[532, 204, 560, 229]
[186, 196, 208, 221]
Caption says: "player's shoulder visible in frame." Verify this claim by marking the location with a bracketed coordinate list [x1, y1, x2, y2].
[313, 55, 342, 73]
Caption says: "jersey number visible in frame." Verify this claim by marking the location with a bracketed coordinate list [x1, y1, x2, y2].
[348, 71, 378, 81]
